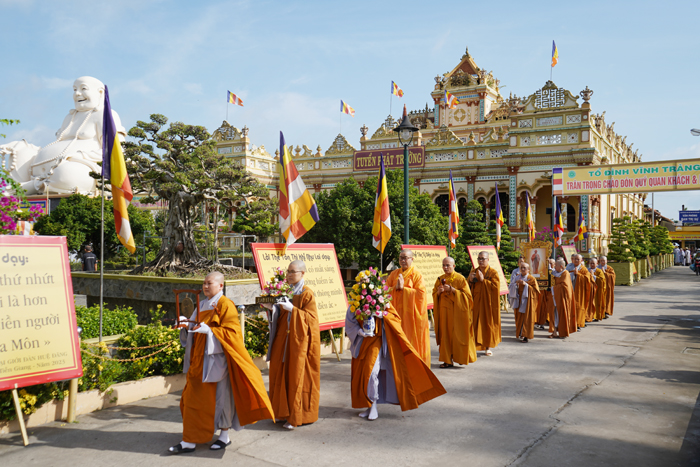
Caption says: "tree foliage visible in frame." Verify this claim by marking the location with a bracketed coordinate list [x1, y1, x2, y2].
[488, 211, 520, 275]
[607, 216, 635, 262]
[1, 118, 19, 139]
[649, 225, 673, 255]
[123, 114, 272, 273]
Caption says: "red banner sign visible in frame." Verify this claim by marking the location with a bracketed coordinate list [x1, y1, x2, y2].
[353, 147, 425, 171]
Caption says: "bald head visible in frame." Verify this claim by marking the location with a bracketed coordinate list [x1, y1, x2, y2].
[399, 249, 414, 270]
[519, 262, 530, 275]
[203, 271, 225, 299]
[287, 260, 306, 285]
[442, 256, 456, 274]
[555, 258, 566, 272]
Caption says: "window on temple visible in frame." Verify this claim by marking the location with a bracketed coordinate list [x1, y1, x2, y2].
[567, 204, 577, 232]
[435, 194, 449, 216]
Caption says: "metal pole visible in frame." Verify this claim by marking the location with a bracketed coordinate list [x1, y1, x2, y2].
[652, 193, 655, 226]
[242, 236, 245, 270]
[403, 143, 409, 244]
[99, 175, 105, 343]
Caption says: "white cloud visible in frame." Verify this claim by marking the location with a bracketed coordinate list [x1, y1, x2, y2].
[40, 76, 73, 90]
[3, 124, 56, 147]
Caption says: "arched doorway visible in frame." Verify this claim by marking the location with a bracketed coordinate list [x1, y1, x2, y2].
[476, 197, 487, 223]
[435, 194, 449, 216]
[567, 204, 577, 232]
[458, 197, 468, 218]
[490, 192, 509, 225]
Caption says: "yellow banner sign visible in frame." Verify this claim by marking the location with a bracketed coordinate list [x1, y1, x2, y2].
[0, 236, 83, 391]
[557, 158, 700, 195]
[669, 231, 700, 240]
[400, 245, 447, 310]
[250, 243, 348, 331]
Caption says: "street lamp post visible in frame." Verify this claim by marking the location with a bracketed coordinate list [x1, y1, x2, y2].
[393, 105, 419, 244]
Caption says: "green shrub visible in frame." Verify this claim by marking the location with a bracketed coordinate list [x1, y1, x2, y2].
[244, 315, 269, 358]
[0, 383, 68, 422]
[76, 304, 139, 339]
[320, 327, 344, 345]
[79, 341, 124, 393]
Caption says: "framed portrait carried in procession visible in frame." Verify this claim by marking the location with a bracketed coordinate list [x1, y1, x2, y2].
[519, 240, 552, 288]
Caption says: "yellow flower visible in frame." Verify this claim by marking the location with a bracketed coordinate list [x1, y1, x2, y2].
[361, 284, 366, 289]
[350, 306, 356, 312]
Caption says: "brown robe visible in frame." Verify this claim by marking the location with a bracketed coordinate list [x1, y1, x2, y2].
[180, 296, 274, 444]
[551, 270, 575, 338]
[470, 265, 501, 350]
[603, 266, 616, 316]
[387, 266, 430, 365]
[349, 307, 446, 410]
[268, 286, 320, 427]
[537, 271, 553, 326]
[591, 268, 607, 321]
[432, 272, 476, 365]
[570, 265, 593, 329]
[513, 275, 540, 340]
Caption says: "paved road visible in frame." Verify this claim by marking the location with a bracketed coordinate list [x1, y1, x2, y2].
[1, 267, 698, 466]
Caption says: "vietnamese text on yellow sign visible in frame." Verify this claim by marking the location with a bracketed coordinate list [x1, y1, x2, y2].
[559, 158, 700, 195]
[401, 245, 447, 310]
[250, 243, 348, 331]
[0, 236, 82, 391]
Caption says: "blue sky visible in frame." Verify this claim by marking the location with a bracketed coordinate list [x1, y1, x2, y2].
[2, 0, 699, 220]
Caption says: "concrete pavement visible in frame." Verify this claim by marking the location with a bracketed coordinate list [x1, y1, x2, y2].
[1, 266, 698, 466]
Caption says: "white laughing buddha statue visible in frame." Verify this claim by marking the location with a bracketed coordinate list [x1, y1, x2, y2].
[0, 76, 126, 195]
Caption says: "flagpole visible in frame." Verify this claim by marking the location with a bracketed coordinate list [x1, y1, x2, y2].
[99, 174, 105, 343]
[226, 102, 228, 122]
[551, 194, 556, 261]
[390, 85, 393, 118]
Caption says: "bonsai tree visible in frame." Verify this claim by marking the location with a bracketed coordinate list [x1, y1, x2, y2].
[453, 199, 491, 276]
[634, 220, 652, 259]
[123, 114, 272, 273]
[607, 217, 635, 262]
[649, 225, 673, 256]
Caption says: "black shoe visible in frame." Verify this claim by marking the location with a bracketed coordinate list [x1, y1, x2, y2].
[210, 440, 231, 450]
[169, 443, 195, 454]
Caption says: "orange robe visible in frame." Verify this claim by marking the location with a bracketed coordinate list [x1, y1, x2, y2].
[470, 266, 501, 350]
[268, 286, 320, 427]
[512, 275, 540, 340]
[347, 307, 446, 410]
[537, 271, 552, 326]
[569, 265, 593, 329]
[387, 267, 430, 365]
[552, 270, 575, 338]
[432, 272, 476, 365]
[603, 266, 616, 316]
[180, 296, 274, 444]
[591, 268, 607, 321]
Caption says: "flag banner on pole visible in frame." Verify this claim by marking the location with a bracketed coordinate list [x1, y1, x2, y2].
[340, 100, 355, 117]
[551, 40, 558, 67]
[526, 192, 535, 243]
[372, 153, 391, 253]
[447, 170, 459, 249]
[278, 132, 319, 252]
[101, 85, 135, 254]
[444, 90, 460, 109]
[552, 167, 563, 195]
[391, 81, 404, 98]
[553, 196, 564, 246]
[571, 201, 588, 243]
[227, 91, 244, 106]
[495, 183, 505, 250]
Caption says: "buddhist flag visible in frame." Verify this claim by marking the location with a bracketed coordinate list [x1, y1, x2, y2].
[371, 153, 391, 253]
[553, 196, 564, 246]
[101, 85, 135, 254]
[571, 202, 588, 243]
[227, 91, 244, 106]
[448, 170, 459, 249]
[444, 90, 460, 109]
[340, 100, 355, 117]
[278, 132, 319, 251]
[525, 192, 535, 243]
[391, 81, 404, 98]
[495, 183, 505, 250]
[551, 41, 558, 67]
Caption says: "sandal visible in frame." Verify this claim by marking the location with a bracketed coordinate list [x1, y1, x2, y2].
[439, 363, 454, 368]
[169, 443, 195, 454]
[484, 349, 493, 356]
[210, 440, 231, 450]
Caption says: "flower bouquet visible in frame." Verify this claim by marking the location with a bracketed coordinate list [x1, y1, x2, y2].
[256, 267, 294, 304]
[348, 267, 392, 337]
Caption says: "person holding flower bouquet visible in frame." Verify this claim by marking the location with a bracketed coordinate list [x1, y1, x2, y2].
[346, 267, 446, 421]
[432, 256, 476, 367]
[261, 260, 320, 430]
[386, 249, 431, 365]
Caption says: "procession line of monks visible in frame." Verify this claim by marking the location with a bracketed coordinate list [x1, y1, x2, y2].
[169, 250, 615, 454]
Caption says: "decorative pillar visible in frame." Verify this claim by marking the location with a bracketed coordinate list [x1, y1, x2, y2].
[581, 194, 590, 252]
[485, 202, 491, 224]
[509, 175, 517, 227]
[467, 183, 474, 202]
[530, 196, 538, 226]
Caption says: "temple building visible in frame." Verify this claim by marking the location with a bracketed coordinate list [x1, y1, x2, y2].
[213, 47, 646, 255]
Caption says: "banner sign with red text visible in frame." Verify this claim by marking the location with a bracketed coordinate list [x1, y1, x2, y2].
[353, 147, 425, 171]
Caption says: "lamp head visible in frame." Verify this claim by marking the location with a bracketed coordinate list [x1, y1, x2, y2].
[393, 104, 419, 146]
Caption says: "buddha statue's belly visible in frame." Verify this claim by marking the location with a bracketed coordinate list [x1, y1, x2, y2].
[31, 139, 101, 177]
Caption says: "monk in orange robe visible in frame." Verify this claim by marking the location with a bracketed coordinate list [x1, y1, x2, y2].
[550, 258, 575, 338]
[263, 260, 320, 429]
[346, 304, 446, 421]
[566, 253, 593, 330]
[588, 258, 607, 322]
[599, 256, 616, 317]
[469, 250, 501, 356]
[386, 249, 430, 365]
[537, 259, 554, 330]
[432, 256, 476, 367]
[508, 262, 540, 342]
[170, 272, 274, 454]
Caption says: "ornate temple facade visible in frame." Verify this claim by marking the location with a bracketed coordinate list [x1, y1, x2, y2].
[212, 48, 646, 255]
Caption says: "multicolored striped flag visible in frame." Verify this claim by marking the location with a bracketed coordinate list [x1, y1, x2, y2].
[553, 196, 564, 246]
[227, 91, 244, 106]
[340, 100, 355, 117]
[448, 170, 459, 249]
[551, 41, 558, 67]
[495, 183, 505, 250]
[552, 167, 563, 195]
[525, 192, 535, 243]
[391, 81, 404, 98]
[278, 132, 319, 252]
[371, 153, 391, 253]
[571, 202, 588, 243]
[101, 85, 135, 254]
[444, 90, 460, 109]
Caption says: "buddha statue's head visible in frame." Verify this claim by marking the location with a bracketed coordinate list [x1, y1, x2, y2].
[73, 76, 105, 112]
